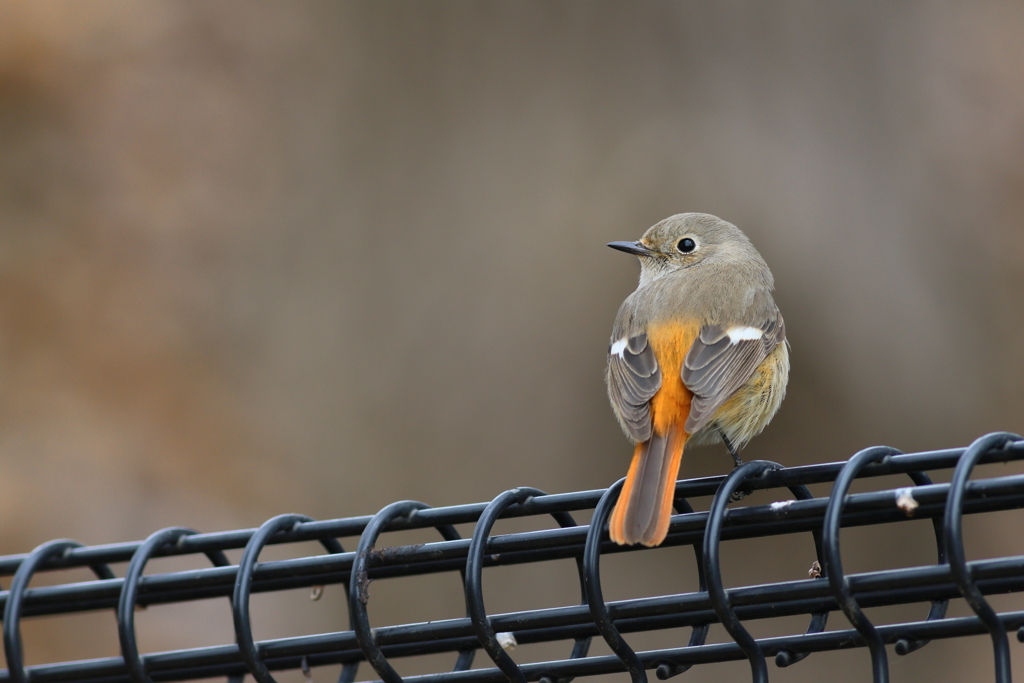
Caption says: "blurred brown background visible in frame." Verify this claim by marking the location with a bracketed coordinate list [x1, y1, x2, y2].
[0, 2, 1022, 682]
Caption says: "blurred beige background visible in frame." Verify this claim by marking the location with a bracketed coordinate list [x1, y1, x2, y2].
[0, 2, 1023, 682]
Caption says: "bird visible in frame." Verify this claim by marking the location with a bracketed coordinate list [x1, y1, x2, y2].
[605, 213, 789, 547]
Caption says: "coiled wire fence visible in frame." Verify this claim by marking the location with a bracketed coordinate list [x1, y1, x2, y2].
[2, 432, 1024, 683]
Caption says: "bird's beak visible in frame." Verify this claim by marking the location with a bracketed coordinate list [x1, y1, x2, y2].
[607, 241, 658, 257]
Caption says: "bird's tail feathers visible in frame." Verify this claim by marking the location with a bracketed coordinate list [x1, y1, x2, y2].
[609, 426, 687, 547]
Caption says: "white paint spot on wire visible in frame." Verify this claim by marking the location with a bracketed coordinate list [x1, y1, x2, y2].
[895, 488, 919, 516]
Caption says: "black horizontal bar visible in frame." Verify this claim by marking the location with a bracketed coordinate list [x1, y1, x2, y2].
[7, 551, 1024, 683]
[2, 436, 1022, 683]
[6, 471, 1024, 620]
[378, 608, 1024, 683]
[7, 441, 1022, 578]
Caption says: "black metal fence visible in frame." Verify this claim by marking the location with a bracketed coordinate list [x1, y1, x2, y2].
[2, 432, 1024, 683]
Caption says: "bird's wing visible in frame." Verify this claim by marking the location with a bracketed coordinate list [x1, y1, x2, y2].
[607, 332, 662, 442]
[683, 311, 785, 435]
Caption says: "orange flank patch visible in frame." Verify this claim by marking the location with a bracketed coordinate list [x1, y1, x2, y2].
[645, 320, 699, 435]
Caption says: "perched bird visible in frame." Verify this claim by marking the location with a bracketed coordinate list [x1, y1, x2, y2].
[605, 213, 789, 546]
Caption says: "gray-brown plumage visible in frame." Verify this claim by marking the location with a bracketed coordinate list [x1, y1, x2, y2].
[606, 213, 789, 546]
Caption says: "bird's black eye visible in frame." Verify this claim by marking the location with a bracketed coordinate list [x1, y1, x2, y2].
[677, 237, 696, 253]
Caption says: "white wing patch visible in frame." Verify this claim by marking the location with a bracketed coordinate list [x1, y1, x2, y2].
[726, 326, 764, 343]
[610, 338, 628, 357]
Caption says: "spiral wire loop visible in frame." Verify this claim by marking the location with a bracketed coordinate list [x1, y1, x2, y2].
[582, 478, 646, 683]
[117, 527, 233, 683]
[654, 495, 708, 680]
[703, 460, 782, 683]
[944, 432, 1023, 683]
[233, 514, 347, 683]
[3, 539, 115, 683]
[823, 446, 904, 683]
[769, 482, 827, 669]
[350, 500, 474, 683]
[1, 433, 1024, 683]
[465, 487, 590, 683]
[891, 469, 948, 657]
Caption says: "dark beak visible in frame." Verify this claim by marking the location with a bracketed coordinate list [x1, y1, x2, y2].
[607, 241, 657, 257]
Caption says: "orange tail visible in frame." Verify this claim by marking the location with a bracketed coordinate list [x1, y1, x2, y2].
[608, 427, 687, 547]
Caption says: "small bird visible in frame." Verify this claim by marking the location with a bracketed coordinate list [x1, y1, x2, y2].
[605, 213, 789, 547]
